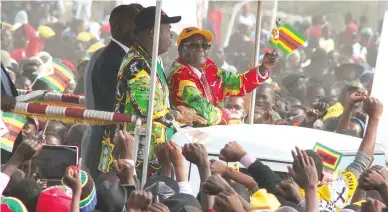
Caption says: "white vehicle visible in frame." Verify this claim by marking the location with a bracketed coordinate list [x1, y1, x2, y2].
[171, 124, 386, 195]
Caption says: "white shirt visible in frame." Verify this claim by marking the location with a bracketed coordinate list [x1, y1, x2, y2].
[352, 42, 367, 60]
[238, 13, 256, 27]
[111, 38, 129, 53]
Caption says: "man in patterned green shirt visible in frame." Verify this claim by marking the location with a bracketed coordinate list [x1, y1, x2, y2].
[99, 7, 206, 178]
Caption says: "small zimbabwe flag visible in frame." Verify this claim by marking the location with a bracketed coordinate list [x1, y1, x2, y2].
[313, 142, 343, 171]
[270, 22, 306, 55]
[38, 58, 74, 92]
[0, 112, 27, 152]
[0, 22, 14, 30]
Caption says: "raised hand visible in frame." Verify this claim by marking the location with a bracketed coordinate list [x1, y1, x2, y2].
[155, 143, 171, 167]
[304, 109, 319, 126]
[165, 142, 185, 167]
[364, 97, 383, 120]
[210, 159, 228, 176]
[182, 143, 208, 166]
[347, 89, 368, 106]
[219, 141, 247, 162]
[13, 138, 43, 163]
[359, 168, 388, 191]
[214, 191, 245, 212]
[63, 166, 82, 191]
[113, 130, 134, 159]
[113, 159, 134, 185]
[312, 102, 329, 118]
[176, 105, 207, 126]
[202, 174, 232, 195]
[276, 179, 304, 204]
[261, 50, 279, 70]
[263, 110, 274, 125]
[288, 147, 318, 190]
[127, 190, 152, 211]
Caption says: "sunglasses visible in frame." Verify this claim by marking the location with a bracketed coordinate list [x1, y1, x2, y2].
[182, 42, 211, 50]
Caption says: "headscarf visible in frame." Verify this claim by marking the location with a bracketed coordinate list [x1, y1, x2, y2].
[14, 10, 28, 30]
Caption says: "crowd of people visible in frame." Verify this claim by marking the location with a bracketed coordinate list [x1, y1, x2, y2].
[0, 1, 386, 212]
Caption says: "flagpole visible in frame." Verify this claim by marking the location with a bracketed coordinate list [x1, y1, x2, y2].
[141, 0, 162, 189]
[248, 1, 263, 124]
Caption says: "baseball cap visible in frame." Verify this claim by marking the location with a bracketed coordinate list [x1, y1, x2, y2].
[250, 189, 281, 211]
[135, 6, 181, 32]
[144, 176, 180, 202]
[163, 193, 202, 212]
[36, 185, 72, 212]
[177, 27, 214, 47]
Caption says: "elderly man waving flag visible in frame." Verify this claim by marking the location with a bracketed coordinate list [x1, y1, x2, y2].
[168, 27, 278, 125]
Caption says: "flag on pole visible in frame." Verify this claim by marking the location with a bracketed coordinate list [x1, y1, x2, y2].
[269, 22, 306, 55]
[0, 112, 27, 152]
[38, 58, 75, 92]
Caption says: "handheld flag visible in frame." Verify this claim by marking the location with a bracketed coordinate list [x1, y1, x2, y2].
[270, 21, 306, 55]
[313, 142, 343, 171]
[0, 112, 27, 152]
[1, 22, 14, 31]
[38, 58, 75, 92]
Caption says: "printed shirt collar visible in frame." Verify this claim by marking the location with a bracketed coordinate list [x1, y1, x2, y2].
[189, 64, 202, 78]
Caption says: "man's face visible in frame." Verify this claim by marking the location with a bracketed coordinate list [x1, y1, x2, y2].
[328, 87, 340, 106]
[274, 99, 287, 118]
[158, 24, 172, 55]
[255, 87, 274, 110]
[286, 108, 305, 123]
[181, 34, 210, 67]
[22, 122, 37, 139]
[225, 97, 247, 118]
[308, 87, 325, 105]
[289, 78, 307, 101]
[1, 29, 13, 51]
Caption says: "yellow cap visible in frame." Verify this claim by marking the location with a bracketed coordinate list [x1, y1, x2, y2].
[177, 27, 213, 47]
[77, 32, 92, 42]
[250, 189, 281, 211]
[353, 200, 366, 206]
[38, 26, 56, 38]
[87, 43, 105, 53]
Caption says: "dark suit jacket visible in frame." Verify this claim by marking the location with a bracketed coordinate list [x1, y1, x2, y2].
[83, 41, 127, 177]
[91, 41, 127, 112]
[1, 63, 21, 163]
[1, 64, 18, 97]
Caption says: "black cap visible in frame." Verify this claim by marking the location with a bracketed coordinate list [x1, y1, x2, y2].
[163, 193, 202, 212]
[135, 6, 181, 32]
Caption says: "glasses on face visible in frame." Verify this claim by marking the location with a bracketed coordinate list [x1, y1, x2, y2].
[182, 42, 211, 50]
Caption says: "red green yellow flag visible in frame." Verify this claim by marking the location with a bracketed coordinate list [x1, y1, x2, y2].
[38, 58, 75, 92]
[313, 142, 343, 171]
[0, 112, 27, 152]
[270, 23, 306, 55]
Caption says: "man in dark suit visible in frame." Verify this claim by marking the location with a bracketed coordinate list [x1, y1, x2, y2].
[82, 4, 144, 177]
[1, 63, 19, 163]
